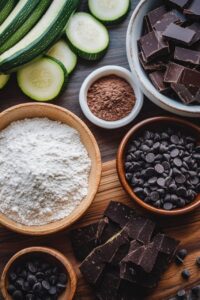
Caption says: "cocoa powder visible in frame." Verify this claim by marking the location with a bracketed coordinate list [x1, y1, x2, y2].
[87, 75, 136, 121]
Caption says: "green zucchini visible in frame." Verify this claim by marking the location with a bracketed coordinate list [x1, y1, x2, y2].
[0, 0, 52, 54]
[0, 74, 10, 89]
[66, 12, 109, 61]
[0, 0, 40, 45]
[0, 0, 8, 11]
[0, 0, 16, 26]
[0, 0, 80, 73]
[17, 57, 66, 101]
[88, 0, 131, 25]
[47, 39, 77, 75]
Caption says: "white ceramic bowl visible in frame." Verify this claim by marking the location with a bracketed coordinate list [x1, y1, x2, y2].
[126, 0, 200, 117]
[79, 66, 143, 129]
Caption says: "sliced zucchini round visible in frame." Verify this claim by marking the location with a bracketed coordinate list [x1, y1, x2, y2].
[17, 57, 66, 101]
[88, 0, 130, 25]
[66, 12, 109, 61]
[47, 39, 77, 75]
[0, 73, 10, 89]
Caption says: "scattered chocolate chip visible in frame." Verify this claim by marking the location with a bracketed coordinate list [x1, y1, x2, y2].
[181, 269, 190, 280]
[175, 255, 184, 265]
[177, 249, 187, 259]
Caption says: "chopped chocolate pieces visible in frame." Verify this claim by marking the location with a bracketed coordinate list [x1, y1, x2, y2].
[146, 5, 167, 28]
[167, 0, 191, 9]
[149, 71, 169, 93]
[104, 201, 135, 227]
[76, 202, 179, 299]
[167, 285, 200, 300]
[153, 10, 186, 33]
[70, 222, 98, 261]
[184, 0, 200, 19]
[163, 23, 196, 46]
[174, 46, 200, 65]
[139, 31, 169, 62]
[139, 2, 200, 104]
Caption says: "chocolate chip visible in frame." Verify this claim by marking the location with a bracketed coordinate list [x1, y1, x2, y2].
[182, 269, 190, 280]
[177, 249, 187, 259]
[177, 289, 186, 299]
[175, 174, 186, 184]
[171, 135, 179, 144]
[7, 284, 16, 295]
[13, 290, 23, 300]
[170, 148, 179, 158]
[163, 202, 173, 210]
[49, 286, 57, 295]
[42, 280, 50, 290]
[145, 153, 155, 163]
[150, 191, 160, 201]
[157, 177, 165, 187]
[27, 262, 37, 274]
[174, 158, 182, 167]
[175, 255, 184, 265]
[155, 164, 164, 174]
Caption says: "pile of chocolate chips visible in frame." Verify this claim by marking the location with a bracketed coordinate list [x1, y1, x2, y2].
[125, 128, 200, 210]
[71, 201, 179, 300]
[7, 256, 68, 300]
[167, 284, 200, 300]
[138, 0, 200, 104]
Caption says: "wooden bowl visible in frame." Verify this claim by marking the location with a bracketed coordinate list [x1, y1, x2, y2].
[117, 116, 200, 216]
[0, 247, 77, 300]
[0, 103, 101, 235]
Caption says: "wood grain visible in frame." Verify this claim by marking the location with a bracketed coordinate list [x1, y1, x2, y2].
[0, 161, 199, 300]
[0, 0, 199, 163]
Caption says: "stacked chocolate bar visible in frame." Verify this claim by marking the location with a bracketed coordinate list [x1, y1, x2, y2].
[138, 0, 200, 105]
[71, 202, 179, 300]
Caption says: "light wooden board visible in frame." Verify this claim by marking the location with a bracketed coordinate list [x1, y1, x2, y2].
[0, 160, 199, 300]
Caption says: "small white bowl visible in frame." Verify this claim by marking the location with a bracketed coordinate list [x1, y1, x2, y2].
[126, 0, 200, 117]
[79, 66, 143, 129]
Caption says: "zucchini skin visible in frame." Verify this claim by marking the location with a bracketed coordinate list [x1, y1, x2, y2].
[0, 0, 80, 73]
[88, 0, 131, 26]
[0, 0, 52, 54]
[0, 0, 41, 45]
[0, 0, 16, 25]
[0, 0, 8, 11]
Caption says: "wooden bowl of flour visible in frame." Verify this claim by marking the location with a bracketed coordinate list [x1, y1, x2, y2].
[0, 103, 101, 235]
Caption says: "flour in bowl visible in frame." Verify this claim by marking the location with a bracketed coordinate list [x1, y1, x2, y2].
[0, 118, 91, 225]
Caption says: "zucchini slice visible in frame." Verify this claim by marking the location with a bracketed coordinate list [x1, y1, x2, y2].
[47, 40, 77, 75]
[88, 0, 130, 25]
[0, 0, 52, 54]
[0, 0, 16, 26]
[0, 0, 40, 45]
[66, 12, 109, 61]
[0, 74, 10, 89]
[0, 0, 80, 73]
[17, 57, 65, 101]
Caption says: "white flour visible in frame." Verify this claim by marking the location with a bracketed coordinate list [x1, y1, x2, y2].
[0, 118, 91, 226]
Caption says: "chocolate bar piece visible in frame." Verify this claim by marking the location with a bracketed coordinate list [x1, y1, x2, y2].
[104, 201, 136, 227]
[97, 217, 120, 244]
[174, 46, 200, 65]
[70, 222, 98, 261]
[139, 31, 169, 62]
[129, 240, 143, 253]
[95, 270, 121, 300]
[171, 83, 197, 104]
[149, 71, 170, 93]
[184, 0, 200, 19]
[167, 0, 191, 9]
[153, 233, 179, 256]
[164, 62, 185, 83]
[139, 52, 167, 72]
[153, 10, 186, 33]
[146, 5, 167, 28]
[187, 23, 200, 43]
[163, 23, 196, 46]
[124, 217, 156, 244]
[178, 67, 200, 87]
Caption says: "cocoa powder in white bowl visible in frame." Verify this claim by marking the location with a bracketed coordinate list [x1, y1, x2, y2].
[79, 66, 143, 129]
[126, 0, 200, 117]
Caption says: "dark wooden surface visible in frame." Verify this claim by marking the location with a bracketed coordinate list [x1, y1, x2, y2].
[0, 0, 199, 163]
[0, 1, 199, 299]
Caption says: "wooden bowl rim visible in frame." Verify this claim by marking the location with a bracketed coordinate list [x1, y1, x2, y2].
[0, 246, 77, 300]
[117, 116, 200, 216]
[0, 103, 102, 235]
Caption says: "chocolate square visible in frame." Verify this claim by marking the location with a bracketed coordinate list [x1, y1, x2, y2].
[139, 52, 167, 72]
[164, 62, 185, 83]
[184, 0, 200, 19]
[153, 10, 186, 33]
[149, 71, 170, 93]
[171, 83, 197, 104]
[174, 46, 200, 65]
[146, 5, 167, 27]
[187, 23, 200, 43]
[163, 23, 196, 46]
[178, 67, 200, 87]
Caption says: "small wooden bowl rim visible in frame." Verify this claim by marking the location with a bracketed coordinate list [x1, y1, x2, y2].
[117, 116, 200, 216]
[0, 247, 77, 300]
[0, 103, 102, 235]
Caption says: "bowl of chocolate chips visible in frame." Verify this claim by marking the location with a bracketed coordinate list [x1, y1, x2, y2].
[127, 0, 200, 117]
[1, 247, 77, 300]
[117, 116, 200, 216]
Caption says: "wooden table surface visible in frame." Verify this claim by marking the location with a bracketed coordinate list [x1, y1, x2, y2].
[0, 1, 199, 299]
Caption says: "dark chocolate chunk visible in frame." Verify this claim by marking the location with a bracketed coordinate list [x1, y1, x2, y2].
[171, 83, 197, 104]
[104, 201, 136, 227]
[95, 270, 121, 300]
[153, 234, 179, 256]
[139, 52, 167, 72]
[167, 0, 191, 9]
[163, 23, 196, 46]
[153, 10, 186, 33]
[146, 5, 167, 27]
[187, 22, 200, 43]
[164, 62, 185, 83]
[178, 67, 200, 87]
[139, 31, 169, 62]
[174, 46, 200, 65]
[184, 0, 200, 19]
[149, 71, 170, 93]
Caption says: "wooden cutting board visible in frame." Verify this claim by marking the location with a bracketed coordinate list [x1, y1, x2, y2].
[0, 160, 199, 300]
